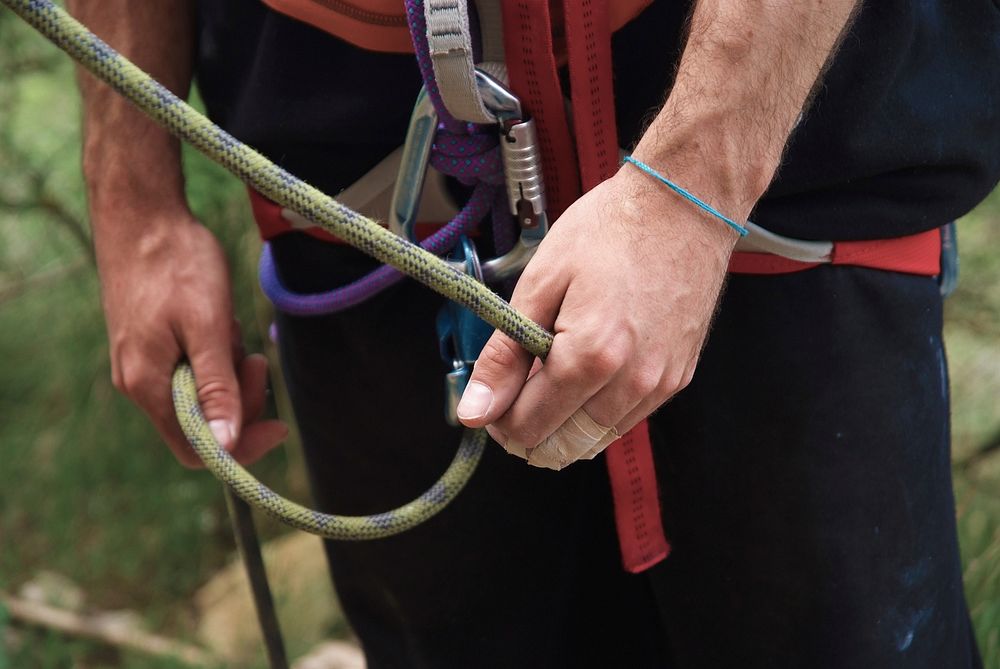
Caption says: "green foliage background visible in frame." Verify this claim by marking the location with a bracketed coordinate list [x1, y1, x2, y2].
[0, 5, 998, 667]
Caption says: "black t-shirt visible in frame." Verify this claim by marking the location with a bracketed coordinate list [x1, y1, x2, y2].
[195, 0, 1000, 241]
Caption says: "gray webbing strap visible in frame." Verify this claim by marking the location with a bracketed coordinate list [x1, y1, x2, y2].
[473, 0, 506, 62]
[734, 222, 834, 262]
[425, 0, 507, 123]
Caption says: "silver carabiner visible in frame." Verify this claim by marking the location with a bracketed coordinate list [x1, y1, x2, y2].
[474, 69, 549, 283]
[388, 88, 438, 242]
[388, 74, 549, 284]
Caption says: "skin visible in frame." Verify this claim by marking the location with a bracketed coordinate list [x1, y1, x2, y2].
[459, 0, 860, 459]
[68, 0, 287, 467]
[70, 0, 857, 468]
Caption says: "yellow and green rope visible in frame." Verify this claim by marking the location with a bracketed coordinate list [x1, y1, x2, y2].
[2, 0, 553, 540]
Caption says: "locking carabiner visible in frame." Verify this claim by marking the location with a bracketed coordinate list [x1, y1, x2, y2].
[388, 72, 549, 284]
[474, 69, 549, 282]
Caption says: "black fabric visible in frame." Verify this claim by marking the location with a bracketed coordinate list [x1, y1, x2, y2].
[196, 0, 1000, 241]
[191, 2, 991, 665]
[273, 239, 669, 668]
[649, 267, 980, 668]
[273, 237, 981, 667]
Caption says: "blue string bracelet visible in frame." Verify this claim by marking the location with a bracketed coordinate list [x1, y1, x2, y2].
[623, 156, 750, 237]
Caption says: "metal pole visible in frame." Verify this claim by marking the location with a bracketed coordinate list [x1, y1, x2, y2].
[223, 488, 289, 669]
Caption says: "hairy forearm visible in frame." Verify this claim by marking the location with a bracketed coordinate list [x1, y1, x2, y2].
[633, 0, 860, 219]
[69, 0, 196, 224]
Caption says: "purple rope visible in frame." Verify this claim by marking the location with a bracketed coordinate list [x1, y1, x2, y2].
[259, 182, 494, 315]
[260, 0, 510, 316]
[431, 129, 503, 186]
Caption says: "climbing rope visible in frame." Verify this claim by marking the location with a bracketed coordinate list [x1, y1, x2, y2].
[2, 0, 554, 539]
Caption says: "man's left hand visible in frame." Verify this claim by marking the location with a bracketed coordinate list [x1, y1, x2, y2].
[456, 164, 738, 469]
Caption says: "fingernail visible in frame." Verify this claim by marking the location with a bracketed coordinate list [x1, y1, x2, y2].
[209, 420, 234, 449]
[457, 381, 493, 420]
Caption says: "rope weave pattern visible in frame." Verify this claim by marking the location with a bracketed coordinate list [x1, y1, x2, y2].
[3, 0, 554, 539]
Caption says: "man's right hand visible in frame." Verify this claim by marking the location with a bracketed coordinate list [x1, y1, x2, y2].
[96, 208, 287, 468]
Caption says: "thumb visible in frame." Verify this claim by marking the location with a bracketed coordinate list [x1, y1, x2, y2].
[458, 274, 565, 428]
[458, 331, 534, 428]
[186, 337, 242, 452]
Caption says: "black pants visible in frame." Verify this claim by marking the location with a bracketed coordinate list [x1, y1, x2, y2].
[273, 236, 981, 668]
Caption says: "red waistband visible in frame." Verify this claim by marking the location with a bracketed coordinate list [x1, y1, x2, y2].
[251, 188, 943, 279]
[729, 227, 942, 277]
[248, 188, 454, 244]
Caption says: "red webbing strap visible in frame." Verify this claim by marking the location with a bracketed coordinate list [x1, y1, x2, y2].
[249, 187, 340, 243]
[501, 0, 581, 218]
[728, 227, 942, 276]
[603, 420, 669, 571]
[563, 0, 671, 573]
[248, 188, 451, 243]
[563, 0, 619, 186]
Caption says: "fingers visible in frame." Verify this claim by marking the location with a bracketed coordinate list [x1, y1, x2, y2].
[492, 349, 696, 469]
[114, 326, 287, 469]
[456, 333, 533, 426]
[229, 353, 288, 466]
[229, 420, 288, 466]
[238, 353, 270, 424]
[523, 407, 619, 470]
[610, 361, 696, 437]
[111, 338, 205, 468]
[493, 333, 621, 456]
[181, 319, 244, 452]
[457, 268, 569, 429]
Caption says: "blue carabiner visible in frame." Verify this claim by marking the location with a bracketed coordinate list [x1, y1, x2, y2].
[436, 236, 495, 425]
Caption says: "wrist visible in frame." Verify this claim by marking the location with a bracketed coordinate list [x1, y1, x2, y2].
[631, 110, 779, 220]
[610, 159, 740, 258]
[92, 203, 198, 275]
[83, 123, 186, 218]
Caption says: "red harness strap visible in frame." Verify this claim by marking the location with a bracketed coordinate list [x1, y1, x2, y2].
[501, 0, 581, 219]
[248, 188, 452, 243]
[502, 0, 671, 573]
[729, 227, 942, 276]
[565, 0, 672, 574]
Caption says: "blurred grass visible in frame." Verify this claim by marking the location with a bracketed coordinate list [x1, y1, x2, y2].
[947, 188, 1000, 666]
[0, 9, 293, 667]
[0, 5, 998, 668]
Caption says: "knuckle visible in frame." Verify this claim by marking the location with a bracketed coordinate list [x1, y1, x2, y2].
[196, 377, 232, 408]
[475, 336, 522, 375]
[627, 369, 661, 399]
[187, 307, 219, 335]
[658, 369, 686, 399]
[118, 364, 153, 399]
[578, 343, 627, 379]
[508, 424, 542, 449]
